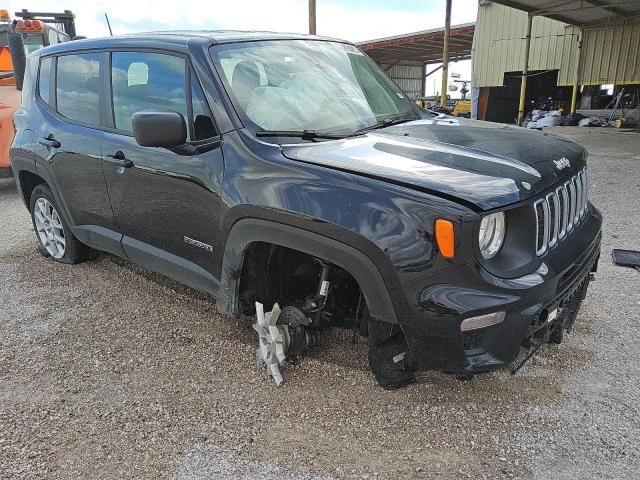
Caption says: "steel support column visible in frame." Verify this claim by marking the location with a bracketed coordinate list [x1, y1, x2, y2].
[517, 13, 533, 126]
[440, 0, 452, 107]
[570, 28, 583, 114]
[309, 0, 316, 35]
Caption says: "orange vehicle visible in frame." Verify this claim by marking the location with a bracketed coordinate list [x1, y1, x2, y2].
[0, 9, 76, 178]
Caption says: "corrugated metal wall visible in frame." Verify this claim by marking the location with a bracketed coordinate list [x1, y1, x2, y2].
[472, 3, 640, 87]
[380, 61, 424, 99]
[581, 26, 640, 85]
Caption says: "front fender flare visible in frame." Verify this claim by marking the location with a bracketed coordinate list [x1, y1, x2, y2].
[217, 218, 399, 324]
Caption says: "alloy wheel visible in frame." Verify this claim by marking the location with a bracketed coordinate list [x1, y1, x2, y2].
[33, 198, 65, 259]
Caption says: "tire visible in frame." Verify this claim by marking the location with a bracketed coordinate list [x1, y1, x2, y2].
[29, 183, 94, 264]
[368, 318, 416, 390]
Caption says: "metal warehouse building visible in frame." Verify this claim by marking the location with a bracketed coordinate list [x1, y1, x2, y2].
[472, 1, 640, 123]
[358, 23, 475, 101]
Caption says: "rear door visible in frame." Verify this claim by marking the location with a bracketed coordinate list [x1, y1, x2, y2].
[101, 50, 224, 294]
[33, 52, 123, 255]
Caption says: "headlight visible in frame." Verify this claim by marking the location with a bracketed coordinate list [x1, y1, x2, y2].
[479, 212, 506, 259]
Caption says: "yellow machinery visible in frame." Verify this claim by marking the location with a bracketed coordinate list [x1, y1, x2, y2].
[452, 99, 471, 118]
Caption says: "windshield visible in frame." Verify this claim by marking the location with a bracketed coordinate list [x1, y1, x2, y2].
[210, 40, 417, 135]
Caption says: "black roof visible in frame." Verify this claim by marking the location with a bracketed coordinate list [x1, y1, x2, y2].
[40, 30, 346, 55]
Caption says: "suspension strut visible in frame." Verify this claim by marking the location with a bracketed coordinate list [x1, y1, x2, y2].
[313, 261, 331, 326]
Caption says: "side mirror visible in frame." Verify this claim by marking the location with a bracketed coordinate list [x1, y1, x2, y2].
[132, 111, 187, 148]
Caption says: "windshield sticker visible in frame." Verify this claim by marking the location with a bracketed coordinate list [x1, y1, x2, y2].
[396, 92, 405, 98]
[343, 43, 364, 55]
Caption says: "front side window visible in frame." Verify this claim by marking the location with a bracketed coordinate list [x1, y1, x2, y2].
[111, 52, 187, 133]
[191, 76, 216, 140]
[56, 53, 100, 125]
[38, 56, 53, 105]
[210, 40, 416, 135]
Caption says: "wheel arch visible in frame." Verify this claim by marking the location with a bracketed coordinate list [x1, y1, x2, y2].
[10, 155, 45, 208]
[13, 157, 78, 237]
[18, 169, 46, 206]
[217, 217, 399, 324]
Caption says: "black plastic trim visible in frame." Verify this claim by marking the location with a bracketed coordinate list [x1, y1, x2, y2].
[74, 225, 125, 257]
[122, 236, 220, 296]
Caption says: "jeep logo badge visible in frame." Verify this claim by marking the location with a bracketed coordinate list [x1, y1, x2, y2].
[553, 157, 571, 170]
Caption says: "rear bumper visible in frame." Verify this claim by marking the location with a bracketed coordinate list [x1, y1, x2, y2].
[398, 206, 602, 374]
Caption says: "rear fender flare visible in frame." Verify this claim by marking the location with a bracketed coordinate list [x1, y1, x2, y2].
[217, 218, 399, 324]
[15, 159, 81, 241]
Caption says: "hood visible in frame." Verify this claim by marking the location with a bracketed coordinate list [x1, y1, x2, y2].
[280, 117, 587, 210]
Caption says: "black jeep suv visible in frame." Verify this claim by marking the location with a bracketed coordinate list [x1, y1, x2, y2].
[11, 32, 601, 388]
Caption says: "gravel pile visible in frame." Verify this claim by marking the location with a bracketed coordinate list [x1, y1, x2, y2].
[0, 127, 638, 479]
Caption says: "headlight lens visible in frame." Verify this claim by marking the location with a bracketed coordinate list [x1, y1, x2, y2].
[479, 212, 506, 259]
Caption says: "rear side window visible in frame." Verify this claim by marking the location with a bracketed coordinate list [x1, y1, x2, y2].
[56, 53, 101, 125]
[38, 57, 53, 105]
[111, 52, 188, 133]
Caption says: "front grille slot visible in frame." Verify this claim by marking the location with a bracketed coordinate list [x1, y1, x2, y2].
[574, 176, 582, 224]
[567, 180, 576, 232]
[534, 167, 589, 256]
[579, 170, 587, 219]
[547, 192, 559, 247]
[534, 200, 548, 255]
[556, 185, 567, 239]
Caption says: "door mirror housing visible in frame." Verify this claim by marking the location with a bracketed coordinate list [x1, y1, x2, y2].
[132, 111, 187, 148]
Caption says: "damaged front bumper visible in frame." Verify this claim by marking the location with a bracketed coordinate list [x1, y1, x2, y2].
[398, 207, 602, 375]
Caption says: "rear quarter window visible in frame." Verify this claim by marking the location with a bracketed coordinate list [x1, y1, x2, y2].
[37, 56, 53, 105]
[56, 53, 101, 125]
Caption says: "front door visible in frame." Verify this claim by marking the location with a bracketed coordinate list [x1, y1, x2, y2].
[101, 51, 224, 294]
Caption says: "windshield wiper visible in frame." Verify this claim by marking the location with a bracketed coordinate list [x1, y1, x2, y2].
[349, 114, 417, 136]
[255, 115, 417, 141]
[255, 130, 349, 141]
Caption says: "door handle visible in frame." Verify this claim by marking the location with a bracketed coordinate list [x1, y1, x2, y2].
[38, 135, 61, 149]
[105, 151, 133, 168]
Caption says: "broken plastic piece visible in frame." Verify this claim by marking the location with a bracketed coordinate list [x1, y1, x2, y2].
[253, 302, 290, 386]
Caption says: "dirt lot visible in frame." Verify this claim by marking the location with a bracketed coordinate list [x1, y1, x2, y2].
[1, 127, 639, 479]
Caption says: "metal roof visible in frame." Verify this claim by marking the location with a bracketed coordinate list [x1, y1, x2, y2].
[357, 23, 475, 66]
[488, 0, 640, 27]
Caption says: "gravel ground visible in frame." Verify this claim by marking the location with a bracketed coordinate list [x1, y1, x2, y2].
[0, 127, 638, 479]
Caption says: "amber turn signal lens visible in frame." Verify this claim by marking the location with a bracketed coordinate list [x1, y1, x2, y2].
[435, 219, 455, 259]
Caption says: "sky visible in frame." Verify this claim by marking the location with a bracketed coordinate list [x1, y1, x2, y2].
[7, 0, 478, 97]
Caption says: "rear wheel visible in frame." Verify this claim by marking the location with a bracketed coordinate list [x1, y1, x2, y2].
[29, 184, 94, 264]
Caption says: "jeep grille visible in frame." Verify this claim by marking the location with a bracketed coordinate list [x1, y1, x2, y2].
[534, 167, 589, 256]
